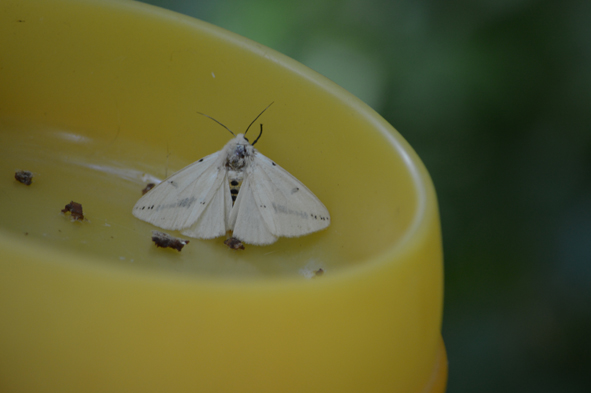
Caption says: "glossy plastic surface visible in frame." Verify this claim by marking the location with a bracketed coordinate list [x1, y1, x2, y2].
[0, 1, 446, 392]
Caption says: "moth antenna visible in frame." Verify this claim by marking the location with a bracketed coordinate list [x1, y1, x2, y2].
[252, 124, 263, 146]
[244, 102, 274, 136]
[197, 112, 235, 136]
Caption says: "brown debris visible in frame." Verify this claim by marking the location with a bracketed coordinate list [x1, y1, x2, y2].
[224, 237, 245, 250]
[15, 170, 33, 185]
[151, 230, 189, 252]
[142, 183, 155, 195]
[61, 201, 84, 221]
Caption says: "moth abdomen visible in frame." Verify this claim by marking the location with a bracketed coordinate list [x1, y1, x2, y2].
[228, 171, 244, 205]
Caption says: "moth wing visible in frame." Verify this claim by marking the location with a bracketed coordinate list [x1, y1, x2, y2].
[238, 153, 330, 241]
[133, 151, 228, 237]
[181, 173, 232, 239]
[229, 176, 278, 245]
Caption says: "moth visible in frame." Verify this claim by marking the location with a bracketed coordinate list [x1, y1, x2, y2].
[133, 105, 330, 246]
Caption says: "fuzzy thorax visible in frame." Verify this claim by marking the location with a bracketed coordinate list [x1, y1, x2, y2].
[224, 134, 255, 170]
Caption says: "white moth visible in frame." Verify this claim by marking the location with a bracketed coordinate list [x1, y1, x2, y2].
[132, 105, 330, 246]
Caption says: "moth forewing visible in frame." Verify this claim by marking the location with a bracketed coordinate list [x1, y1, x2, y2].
[229, 176, 278, 245]
[181, 173, 231, 239]
[132, 151, 223, 231]
[251, 154, 330, 237]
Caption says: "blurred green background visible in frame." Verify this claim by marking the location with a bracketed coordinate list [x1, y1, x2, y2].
[138, 1, 591, 391]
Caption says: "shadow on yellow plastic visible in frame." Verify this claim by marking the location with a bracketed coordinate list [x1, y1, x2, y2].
[0, 0, 446, 392]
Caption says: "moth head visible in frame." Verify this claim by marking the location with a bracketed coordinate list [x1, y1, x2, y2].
[235, 134, 251, 146]
[232, 135, 254, 156]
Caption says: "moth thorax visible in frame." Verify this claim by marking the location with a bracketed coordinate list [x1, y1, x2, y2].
[228, 170, 244, 205]
[226, 144, 250, 170]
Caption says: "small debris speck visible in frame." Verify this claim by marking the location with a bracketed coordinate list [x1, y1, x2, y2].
[15, 170, 33, 185]
[299, 261, 325, 279]
[142, 183, 155, 195]
[224, 237, 245, 250]
[151, 230, 189, 252]
[61, 201, 84, 221]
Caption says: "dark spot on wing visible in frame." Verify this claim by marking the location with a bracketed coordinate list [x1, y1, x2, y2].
[198, 158, 204, 162]
[134, 197, 198, 212]
[308, 212, 330, 221]
[272, 162, 276, 166]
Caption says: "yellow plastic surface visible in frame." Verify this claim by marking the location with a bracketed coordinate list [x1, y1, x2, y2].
[0, 0, 446, 392]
